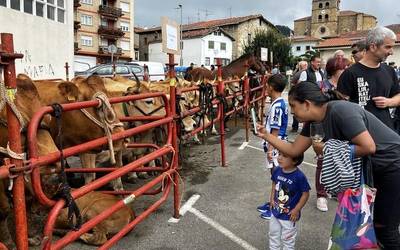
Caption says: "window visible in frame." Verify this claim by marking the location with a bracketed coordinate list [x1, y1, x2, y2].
[97, 66, 112, 75]
[320, 27, 326, 33]
[208, 41, 214, 49]
[121, 40, 130, 51]
[116, 66, 129, 74]
[24, 0, 33, 14]
[325, 14, 329, 20]
[57, 0, 64, 22]
[81, 35, 93, 46]
[129, 65, 142, 74]
[0, 0, 6, 7]
[11, 0, 20, 10]
[36, 1, 44, 16]
[120, 21, 129, 32]
[325, 2, 329, 7]
[220, 42, 226, 51]
[319, 3, 323, 8]
[47, 0, 54, 4]
[81, 0, 92, 4]
[47, 4, 55, 20]
[81, 14, 93, 26]
[100, 38, 108, 46]
[213, 31, 221, 36]
[318, 15, 322, 21]
[120, 2, 129, 12]
[205, 57, 210, 66]
[296, 46, 301, 51]
[144, 37, 148, 45]
[306, 45, 311, 51]
[101, 18, 107, 26]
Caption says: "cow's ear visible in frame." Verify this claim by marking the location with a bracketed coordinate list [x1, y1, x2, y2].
[58, 82, 79, 102]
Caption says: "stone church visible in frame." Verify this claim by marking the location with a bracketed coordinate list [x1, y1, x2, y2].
[294, 0, 377, 38]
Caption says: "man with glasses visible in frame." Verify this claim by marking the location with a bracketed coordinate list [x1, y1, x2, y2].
[351, 40, 367, 63]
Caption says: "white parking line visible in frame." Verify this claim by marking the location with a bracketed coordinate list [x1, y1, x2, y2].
[302, 161, 317, 167]
[169, 194, 259, 250]
[238, 141, 249, 150]
[189, 207, 259, 250]
[168, 194, 200, 223]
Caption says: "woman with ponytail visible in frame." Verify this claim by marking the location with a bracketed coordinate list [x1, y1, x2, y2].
[256, 81, 400, 249]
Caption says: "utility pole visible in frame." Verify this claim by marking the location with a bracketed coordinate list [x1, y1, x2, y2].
[228, 7, 232, 18]
[178, 4, 183, 66]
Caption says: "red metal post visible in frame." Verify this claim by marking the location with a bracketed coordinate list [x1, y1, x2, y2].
[1, 33, 29, 250]
[167, 53, 180, 218]
[243, 60, 250, 142]
[216, 58, 226, 167]
[64, 62, 69, 81]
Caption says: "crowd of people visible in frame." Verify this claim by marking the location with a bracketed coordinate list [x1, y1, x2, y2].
[256, 26, 400, 249]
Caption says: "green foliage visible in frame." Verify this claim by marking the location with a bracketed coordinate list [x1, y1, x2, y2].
[242, 29, 294, 68]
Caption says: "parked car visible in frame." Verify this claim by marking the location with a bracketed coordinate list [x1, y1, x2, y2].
[131, 61, 166, 81]
[75, 62, 144, 81]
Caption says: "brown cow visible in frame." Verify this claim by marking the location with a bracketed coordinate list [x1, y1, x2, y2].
[55, 191, 134, 246]
[0, 74, 58, 248]
[34, 75, 127, 191]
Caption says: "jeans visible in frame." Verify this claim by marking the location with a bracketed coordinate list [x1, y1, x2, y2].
[269, 215, 297, 250]
[373, 167, 400, 249]
[316, 157, 328, 198]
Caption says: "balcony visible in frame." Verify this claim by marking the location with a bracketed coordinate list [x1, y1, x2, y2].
[74, 0, 81, 8]
[98, 46, 122, 55]
[74, 20, 81, 30]
[98, 25, 125, 39]
[98, 5, 123, 20]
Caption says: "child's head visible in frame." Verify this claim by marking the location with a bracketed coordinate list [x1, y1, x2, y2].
[278, 152, 304, 170]
[267, 74, 287, 95]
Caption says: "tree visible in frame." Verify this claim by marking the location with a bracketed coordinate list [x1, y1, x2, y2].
[242, 29, 294, 69]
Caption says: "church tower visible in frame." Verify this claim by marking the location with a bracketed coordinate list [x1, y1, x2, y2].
[311, 0, 340, 38]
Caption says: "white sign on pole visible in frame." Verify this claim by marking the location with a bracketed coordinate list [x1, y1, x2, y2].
[270, 51, 274, 65]
[261, 47, 268, 61]
[161, 17, 180, 54]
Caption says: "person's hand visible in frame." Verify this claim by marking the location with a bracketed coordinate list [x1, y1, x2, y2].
[256, 124, 268, 139]
[312, 141, 324, 156]
[288, 208, 300, 222]
[372, 96, 393, 108]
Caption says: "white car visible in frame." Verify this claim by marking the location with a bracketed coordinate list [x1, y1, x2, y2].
[132, 61, 166, 81]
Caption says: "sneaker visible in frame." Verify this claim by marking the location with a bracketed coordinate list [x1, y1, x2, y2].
[260, 209, 272, 220]
[317, 197, 329, 212]
[257, 202, 270, 213]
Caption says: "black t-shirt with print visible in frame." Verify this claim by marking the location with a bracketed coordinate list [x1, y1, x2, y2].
[337, 62, 400, 129]
[301, 101, 400, 173]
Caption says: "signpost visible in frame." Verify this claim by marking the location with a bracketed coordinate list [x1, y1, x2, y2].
[161, 17, 180, 55]
[108, 44, 117, 75]
[261, 47, 268, 62]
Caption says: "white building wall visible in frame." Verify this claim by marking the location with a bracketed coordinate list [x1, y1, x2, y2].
[0, 2, 74, 79]
[291, 41, 318, 57]
[148, 33, 233, 68]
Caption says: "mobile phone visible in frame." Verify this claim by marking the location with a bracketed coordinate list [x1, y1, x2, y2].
[251, 107, 258, 135]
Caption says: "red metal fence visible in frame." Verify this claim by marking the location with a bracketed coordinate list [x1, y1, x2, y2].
[0, 33, 268, 249]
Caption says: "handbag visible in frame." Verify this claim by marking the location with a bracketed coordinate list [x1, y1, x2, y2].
[328, 167, 378, 250]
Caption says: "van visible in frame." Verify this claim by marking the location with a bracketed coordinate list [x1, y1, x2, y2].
[132, 61, 165, 81]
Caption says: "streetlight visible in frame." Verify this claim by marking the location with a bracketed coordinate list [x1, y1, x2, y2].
[178, 4, 183, 66]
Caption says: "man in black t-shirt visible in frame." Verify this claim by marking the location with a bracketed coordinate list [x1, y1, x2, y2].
[338, 26, 400, 130]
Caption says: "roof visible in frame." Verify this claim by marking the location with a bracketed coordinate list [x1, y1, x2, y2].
[182, 27, 235, 41]
[295, 10, 376, 22]
[291, 35, 321, 42]
[387, 24, 400, 34]
[316, 30, 400, 49]
[136, 14, 276, 34]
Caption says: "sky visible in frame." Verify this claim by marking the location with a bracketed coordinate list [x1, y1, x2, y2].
[134, 0, 400, 29]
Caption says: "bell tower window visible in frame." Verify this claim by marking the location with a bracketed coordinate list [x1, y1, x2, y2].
[326, 2, 330, 7]
[319, 3, 323, 8]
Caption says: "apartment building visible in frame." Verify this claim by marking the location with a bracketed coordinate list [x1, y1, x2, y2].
[0, 0, 74, 79]
[74, 0, 134, 72]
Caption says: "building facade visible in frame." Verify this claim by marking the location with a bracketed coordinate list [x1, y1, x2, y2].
[294, 0, 377, 38]
[0, 0, 74, 79]
[74, 0, 134, 72]
[137, 14, 276, 64]
[148, 28, 234, 68]
[290, 36, 321, 57]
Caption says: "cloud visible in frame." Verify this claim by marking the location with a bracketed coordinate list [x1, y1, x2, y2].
[135, 0, 400, 29]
